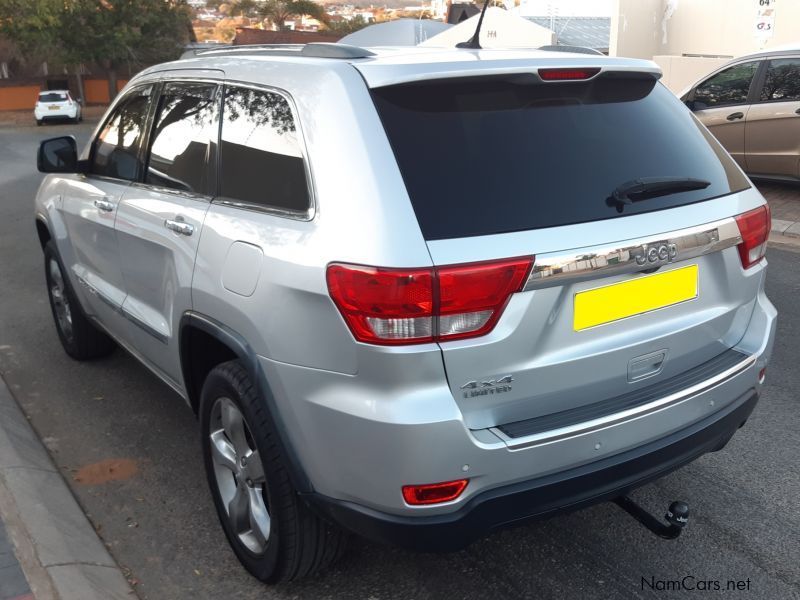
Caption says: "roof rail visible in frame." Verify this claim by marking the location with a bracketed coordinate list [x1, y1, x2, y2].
[538, 45, 604, 56]
[190, 42, 375, 60]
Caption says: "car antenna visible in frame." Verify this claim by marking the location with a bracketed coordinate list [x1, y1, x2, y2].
[456, 0, 492, 49]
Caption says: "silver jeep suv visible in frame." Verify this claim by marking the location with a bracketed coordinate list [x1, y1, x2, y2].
[34, 43, 776, 582]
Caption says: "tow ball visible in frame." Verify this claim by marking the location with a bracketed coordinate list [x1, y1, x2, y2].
[613, 496, 690, 539]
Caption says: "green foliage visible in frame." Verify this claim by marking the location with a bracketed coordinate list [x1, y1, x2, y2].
[260, 0, 327, 31]
[0, 0, 193, 69]
[0, 0, 63, 60]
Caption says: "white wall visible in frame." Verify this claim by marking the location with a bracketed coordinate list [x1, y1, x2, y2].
[613, 0, 800, 60]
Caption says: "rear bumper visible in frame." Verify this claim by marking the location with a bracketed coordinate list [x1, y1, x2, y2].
[305, 390, 758, 552]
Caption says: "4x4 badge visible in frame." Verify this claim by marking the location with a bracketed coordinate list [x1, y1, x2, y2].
[461, 375, 514, 398]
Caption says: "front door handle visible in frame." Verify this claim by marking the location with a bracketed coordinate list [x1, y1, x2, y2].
[726, 112, 745, 121]
[165, 219, 194, 236]
[93, 198, 114, 212]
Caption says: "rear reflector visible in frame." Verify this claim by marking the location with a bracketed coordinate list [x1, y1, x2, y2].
[538, 67, 601, 81]
[734, 205, 770, 269]
[402, 479, 468, 505]
[326, 257, 533, 345]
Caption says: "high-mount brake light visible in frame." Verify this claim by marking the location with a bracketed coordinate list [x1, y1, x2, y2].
[326, 257, 533, 345]
[734, 205, 770, 269]
[402, 479, 469, 505]
[538, 67, 601, 81]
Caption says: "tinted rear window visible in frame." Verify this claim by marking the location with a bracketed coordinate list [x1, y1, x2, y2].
[40, 92, 67, 102]
[371, 74, 749, 240]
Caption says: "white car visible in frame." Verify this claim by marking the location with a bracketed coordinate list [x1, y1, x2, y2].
[34, 90, 82, 126]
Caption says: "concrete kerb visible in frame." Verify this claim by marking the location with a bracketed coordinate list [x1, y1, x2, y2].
[0, 376, 136, 600]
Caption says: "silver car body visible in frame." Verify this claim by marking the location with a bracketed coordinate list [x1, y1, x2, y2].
[34, 47, 776, 526]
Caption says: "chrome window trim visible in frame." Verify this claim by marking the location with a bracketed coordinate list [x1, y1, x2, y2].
[490, 352, 756, 450]
[523, 217, 742, 291]
[216, 79, 317, 222]
[86, 82, 157, 184]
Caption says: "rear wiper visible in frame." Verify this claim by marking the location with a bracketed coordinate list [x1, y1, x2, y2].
[607, 177, 711, 212]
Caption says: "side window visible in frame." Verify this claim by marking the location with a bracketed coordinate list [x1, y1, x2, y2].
[145, 82, 220, 195]
[760, 58, 800, 102]
[91, 86, 153, 181]
[219, 86, 310, 213]
[694, 62, 759, 109]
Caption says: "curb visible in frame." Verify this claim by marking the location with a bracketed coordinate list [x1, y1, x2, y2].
[0, 377, 136, 600]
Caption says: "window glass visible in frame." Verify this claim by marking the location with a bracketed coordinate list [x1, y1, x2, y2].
[146, 82, 219, 195]
[219, 86, 310, 213]
[760, 58, 800, 102]
[372, 75, 750, 241]
[694, 62, 758, 109]
[39, 92, 67, 102]
[91, 86, 153, 181]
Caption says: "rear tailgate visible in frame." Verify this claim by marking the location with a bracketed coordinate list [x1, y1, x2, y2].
[367, 59, 768, 431]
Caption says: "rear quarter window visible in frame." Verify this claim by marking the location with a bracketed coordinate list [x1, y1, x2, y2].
[371, 73, 750, 240]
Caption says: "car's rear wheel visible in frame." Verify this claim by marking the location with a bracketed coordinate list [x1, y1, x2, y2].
[200, 361, 347, 582]
[44, 241, 115, 360]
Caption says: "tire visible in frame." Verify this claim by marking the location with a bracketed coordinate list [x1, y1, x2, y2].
[44, 241, 115, 360]
[199, 360, 347, 582]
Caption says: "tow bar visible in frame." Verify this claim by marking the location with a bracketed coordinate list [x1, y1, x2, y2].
[613, 496, 690, 539]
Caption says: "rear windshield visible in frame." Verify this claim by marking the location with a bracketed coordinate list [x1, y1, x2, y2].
[371, 73, 750, 240]
[39, 92, 68, 102]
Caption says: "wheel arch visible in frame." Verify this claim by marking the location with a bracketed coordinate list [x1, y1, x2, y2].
[179, 311, 313, 493]
[35, 216, 52, 250]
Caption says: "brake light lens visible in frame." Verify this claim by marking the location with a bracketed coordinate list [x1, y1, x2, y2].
[538, 68, 600, 81]
[326, 257, 533, 345]
[402, 479, 468, 505]
[734, 205, 770, 269]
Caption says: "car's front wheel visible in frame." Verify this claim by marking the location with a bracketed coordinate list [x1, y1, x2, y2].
[44, 241, 115, 360]
[200, 361, 347, 582]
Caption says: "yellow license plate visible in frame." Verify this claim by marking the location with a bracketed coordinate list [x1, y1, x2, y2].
[49, 105, 59, 110]
[574, 265, 698, 331]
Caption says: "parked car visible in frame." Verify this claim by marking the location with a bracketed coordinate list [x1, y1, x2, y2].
[34, 90, 82, 126]
[34, 44, 776, 582]
[681, 46, 800, 182]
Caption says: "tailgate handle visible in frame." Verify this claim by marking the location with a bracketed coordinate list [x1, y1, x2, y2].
[628, 350, 667, 382]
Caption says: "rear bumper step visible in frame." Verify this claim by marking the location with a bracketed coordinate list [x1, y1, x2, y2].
[491, 348, 754, 449]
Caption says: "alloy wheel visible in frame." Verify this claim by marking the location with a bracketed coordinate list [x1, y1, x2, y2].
[209, 397, 271, 554]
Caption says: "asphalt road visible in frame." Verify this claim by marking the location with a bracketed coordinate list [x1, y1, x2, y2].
[1, 122, 799, 600]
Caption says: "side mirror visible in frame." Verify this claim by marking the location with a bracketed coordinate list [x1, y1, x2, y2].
[37, 136, 79, 173]
[77, 98, 83, 105]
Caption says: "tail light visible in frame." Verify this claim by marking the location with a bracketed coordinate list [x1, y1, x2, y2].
[538, 68, 600, 81]
[735, 205, 770, 269]
[326, 257, 533, 345]
[402, 479, 468, 505]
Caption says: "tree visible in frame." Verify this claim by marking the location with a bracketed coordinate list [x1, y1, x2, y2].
[61, 0, 194, 101]
[0, 0, 194, 103]
[260, 0, 327, 31]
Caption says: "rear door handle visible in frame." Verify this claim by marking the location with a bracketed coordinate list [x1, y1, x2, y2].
[726, 112, 745, 121]
[94, 198, 114, 212]
[164, 219, 194, 236]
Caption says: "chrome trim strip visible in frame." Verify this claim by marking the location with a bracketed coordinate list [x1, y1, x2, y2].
[490, 352, 756, 450]
[523, 218, 742, 291]
[75, 274, 169, 344]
